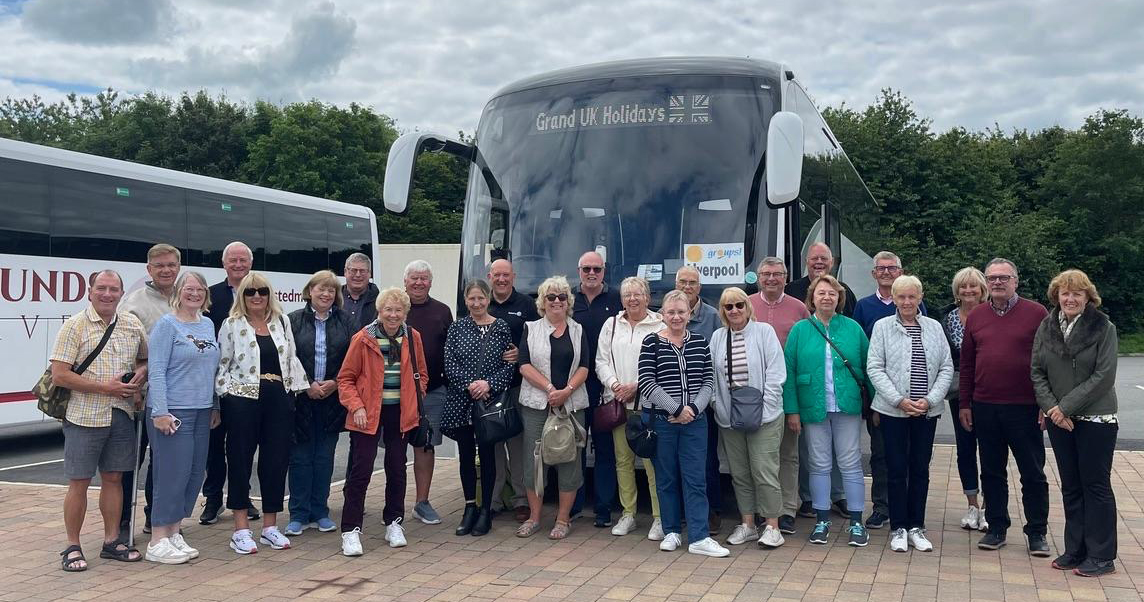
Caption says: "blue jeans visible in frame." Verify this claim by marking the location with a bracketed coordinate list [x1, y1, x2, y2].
[288, 418, 340, 524]
[652, 412, 710, 544]
[148, 407, 212, 526]
[572, 404, 618, 520]
[803, 412, 865, 515]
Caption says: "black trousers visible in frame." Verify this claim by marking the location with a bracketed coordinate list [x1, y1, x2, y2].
[452, 424, 498, 509]
[222, 382, 295, 513]
[120, 421, 154, 524]
[881, 415, 938, 530]
[202, 405, 228, 506]
[973, 402, 1048, 536]
[1048, 420, 1118, 561]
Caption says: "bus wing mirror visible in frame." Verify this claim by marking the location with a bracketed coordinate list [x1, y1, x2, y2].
[766, 111, 804, 206]
[383, 132, 473, 214]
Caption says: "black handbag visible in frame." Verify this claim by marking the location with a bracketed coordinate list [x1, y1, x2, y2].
[725, 329, 766, 432]
[625, 411, 657, 459]
[470, 324, 523, 445]
[405, 329, 435, 450]
[810, 321, 873, 418]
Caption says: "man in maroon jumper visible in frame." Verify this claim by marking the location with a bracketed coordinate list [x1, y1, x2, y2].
[958, 258, 1050, 556]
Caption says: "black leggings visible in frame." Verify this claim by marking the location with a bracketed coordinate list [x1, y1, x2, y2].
[452, 424, 498, 509]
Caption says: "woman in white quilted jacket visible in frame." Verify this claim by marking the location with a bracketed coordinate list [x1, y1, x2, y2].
[866, 275, 953, 554]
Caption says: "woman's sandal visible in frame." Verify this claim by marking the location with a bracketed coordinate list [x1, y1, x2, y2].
[516, 520, 541, 538]
[99, 539, 142, 562]
[60, 545, 87, 572]
[548, 520, 571, 540]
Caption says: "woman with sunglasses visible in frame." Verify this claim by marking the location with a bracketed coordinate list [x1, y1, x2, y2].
[709, 287, 787, 549]
[216, 272, 309, 554]
[516, 276, 590, 540]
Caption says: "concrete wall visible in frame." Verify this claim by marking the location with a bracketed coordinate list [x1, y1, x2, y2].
[376, 243, 462, 314]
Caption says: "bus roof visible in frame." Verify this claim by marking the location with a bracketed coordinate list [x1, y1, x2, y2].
[0, 136, 376, 219]
[492, 56, 787, 100]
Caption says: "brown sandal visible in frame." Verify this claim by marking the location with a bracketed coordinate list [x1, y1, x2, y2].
[548, 520, 571, 540]
[516, 520, 541, 538]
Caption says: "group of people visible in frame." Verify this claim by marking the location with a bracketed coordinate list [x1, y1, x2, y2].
[52, 241, 1120, 578]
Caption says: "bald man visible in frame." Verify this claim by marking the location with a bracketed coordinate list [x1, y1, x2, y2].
[784, 243, 857, 317]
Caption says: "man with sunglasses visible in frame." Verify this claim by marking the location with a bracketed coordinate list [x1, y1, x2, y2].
[850, 251, 929, 530]
[201, 241, 260, 525]
[570, 251, 621, 527]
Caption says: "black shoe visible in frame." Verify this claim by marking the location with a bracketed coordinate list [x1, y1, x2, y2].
[977, 532, 1007, 550]
[472, 508, 493, 537]
[247, 507, 261, 521]
[832, 499, 849, 518]
[594, 515, 612, 528]
[199, 500, 221, 525]
[778, 515, 796, 535]
[1073, 558, 1116, 577]
[456, 504, 479, 536]
[1027, 534, 1051, 557]
[118, 521, 131, 543]
[797, 501, 815, 518]
[142, 516, 151, 534]
[864, 510, 889, 529]
[1052, 552, 1084, 570]
[708, 511, 721, 536]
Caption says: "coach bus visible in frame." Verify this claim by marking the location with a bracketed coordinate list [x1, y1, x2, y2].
[382, 57, 879, 306]
[0, 138, 379, 428]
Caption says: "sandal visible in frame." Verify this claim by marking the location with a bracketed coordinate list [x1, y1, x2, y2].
[516, 520, 541, 538]
[548, 520, 571, 540]
[99, 539, 142, 562]
[60, 545, 87, 572]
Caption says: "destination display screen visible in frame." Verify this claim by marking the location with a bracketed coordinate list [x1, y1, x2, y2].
[533, 94, 712, 133]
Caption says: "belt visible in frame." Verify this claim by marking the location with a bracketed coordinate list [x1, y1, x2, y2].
[259, 373, 282, 382]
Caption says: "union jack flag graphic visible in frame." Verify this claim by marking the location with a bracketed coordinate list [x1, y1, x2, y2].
[668, 94, 710, 123]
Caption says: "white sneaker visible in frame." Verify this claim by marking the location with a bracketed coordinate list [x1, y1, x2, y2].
[647, 518, 665, 541]
[726, 523, 758, 545]
[978, 514, 989, 532]
[659, 532, 682, 551]
[169, 533, 199, 559]
[230, 529, 258, 555]
[908, 528, 933, 552]
[758, 525, 785, 548]
[260, 526, 292, 550]
[688, 537, 731, 558]
[145, 537, 190, 564]
[960, 506, 980, 530]
[385, 518, 407, 548]
[611, 514, 637, 536]
[890, 528, 908, 552]
[341, 528, 363, 556]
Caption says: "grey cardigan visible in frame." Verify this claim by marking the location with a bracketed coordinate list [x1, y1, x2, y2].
[866, 313, 954, 418]
[1031, 304, 1118, 416]
[709, 321, 787, 428]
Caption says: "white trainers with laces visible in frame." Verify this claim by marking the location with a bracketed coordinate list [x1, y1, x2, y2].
[659, 532, 682, 551]
[230, 529, 258, 555]
[611, 513, 637, 536]
[908, 528, 933, 552]
[758, 525, 785, 548]
[145, 537, 190, 564]
[688, 537, 731, 558]
[647, 518, 665, 541]
[978, 515, 989, 532]
[890, 528, 908, 552]
[960, 506, 981, 530]
[386, 518, 407, 548]
[341, 528, 363, 556]
[726, 523, 758, 545]
[169, 532, 199, 559]
[260, 526, 292, 550]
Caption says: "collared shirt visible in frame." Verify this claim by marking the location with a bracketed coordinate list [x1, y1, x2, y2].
[991, 294, 1020, 316]
[313, 308, 329, 381]
[686, 298, 720, 342]
[749, 292, 810, 345]
[50, 305, 147, 428]
[876, 289, 894, 305]
[344, 289, 368, 328]
[119, 281, 173, 333]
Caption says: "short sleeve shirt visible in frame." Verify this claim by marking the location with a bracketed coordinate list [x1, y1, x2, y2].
[51, 306, 147, 427]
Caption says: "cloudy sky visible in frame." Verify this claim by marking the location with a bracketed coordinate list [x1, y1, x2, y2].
[0, 0, 1141, 136]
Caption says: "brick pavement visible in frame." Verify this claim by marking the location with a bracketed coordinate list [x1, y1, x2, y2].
[1, 445, 1142, 602]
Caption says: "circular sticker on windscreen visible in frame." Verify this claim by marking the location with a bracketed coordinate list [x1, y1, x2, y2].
[744, 271, 758, 285]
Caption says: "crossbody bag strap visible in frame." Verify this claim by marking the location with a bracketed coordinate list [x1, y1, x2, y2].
[74, 319, 118, 375]
[406, 327, 426, 414]
[811, 321, 864, 386]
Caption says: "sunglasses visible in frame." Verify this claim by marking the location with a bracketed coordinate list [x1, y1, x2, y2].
[578, 266, 603, 273]
[722, 301, 746, 311]
[243, 287, 271, 297]
[545, 293, 569, 302]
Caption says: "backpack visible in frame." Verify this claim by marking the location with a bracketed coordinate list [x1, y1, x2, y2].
[532, 405, 586, 492]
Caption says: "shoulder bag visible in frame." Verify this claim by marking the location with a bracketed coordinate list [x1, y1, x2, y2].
[810, 321, 873, 418]
[471, 322, 523, 445]
[725, 329, 766, 432]
[35, 319, 118, 420]
[593, 316, 629, 432]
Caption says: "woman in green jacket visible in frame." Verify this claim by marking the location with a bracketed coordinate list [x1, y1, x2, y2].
[1031, 269, 1119, 578]
[783, 275, 870, 547]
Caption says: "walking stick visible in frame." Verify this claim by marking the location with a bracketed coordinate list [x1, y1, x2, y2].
[127, 409, 144, 548]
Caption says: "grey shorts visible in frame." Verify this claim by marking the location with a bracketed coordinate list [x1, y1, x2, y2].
[63, 408, 137, 480]
[421, 386, 446, 447]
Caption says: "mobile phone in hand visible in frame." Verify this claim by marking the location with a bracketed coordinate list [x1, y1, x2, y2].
[121, 372, 136, 383]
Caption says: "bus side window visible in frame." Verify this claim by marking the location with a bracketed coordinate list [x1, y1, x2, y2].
[0, 158, 50, 257]
[266, 206, 328, 274]
[328, 215, 372, 271]
[187, 192, 266, 270]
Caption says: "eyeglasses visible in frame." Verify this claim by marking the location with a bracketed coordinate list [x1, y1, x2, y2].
[578, 266, 603, 273]
[148, 262, 179, 270]
[758, 271, 786, 279]
[985, 275, 1014, 283]
[545, 293, 569, 302]
[346, 268, 369, 275]
[243, 287, 271, 297]
[722, 302, 746, 311]
[874, 266, 902, 274]
[676, 279, 699, 287]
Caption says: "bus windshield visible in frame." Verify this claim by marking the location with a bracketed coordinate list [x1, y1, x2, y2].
[460, 75, 777, 297]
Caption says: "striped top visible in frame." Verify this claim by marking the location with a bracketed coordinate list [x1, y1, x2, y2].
[638, 331, 715, 416]
[725, 329, 749, 387]
[905, 324, 928, 399]
[376, 334, 404, 405]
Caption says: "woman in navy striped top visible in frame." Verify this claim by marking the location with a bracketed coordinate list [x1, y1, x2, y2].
[637, 290, 728, 558]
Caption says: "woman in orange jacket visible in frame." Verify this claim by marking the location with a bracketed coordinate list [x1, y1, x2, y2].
[336, 287, 427, 556]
